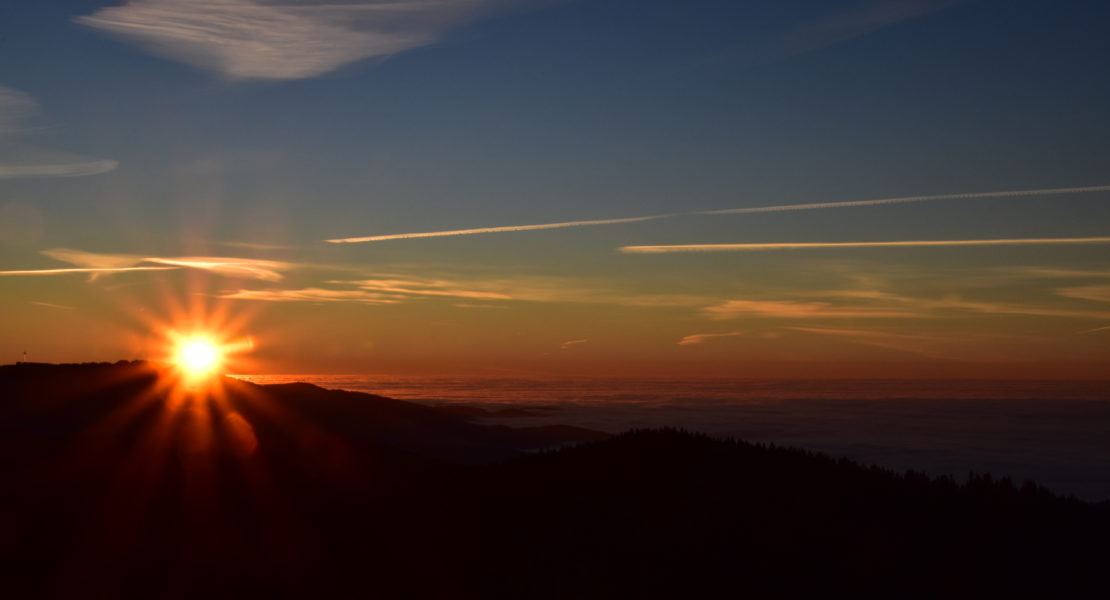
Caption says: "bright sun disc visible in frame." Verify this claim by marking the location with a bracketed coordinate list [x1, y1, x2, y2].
[174, 337, 224, 378]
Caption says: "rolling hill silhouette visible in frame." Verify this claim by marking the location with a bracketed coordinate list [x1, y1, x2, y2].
[2, 362, 1108, 598]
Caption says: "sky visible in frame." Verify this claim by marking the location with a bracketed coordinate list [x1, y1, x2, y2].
[1, 0, 1109, 378]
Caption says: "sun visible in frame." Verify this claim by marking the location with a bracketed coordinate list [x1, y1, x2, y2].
[173, 336, 226, 379]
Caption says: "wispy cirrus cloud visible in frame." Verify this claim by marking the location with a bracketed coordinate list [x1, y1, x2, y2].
[786, 326, 964, 359]
[621, 237, 1110, 254]
[1057, 285, 1110, 303]
[220, 287, 400, 304]
[78, 0, 526, 80]
[328, 215, 667, 244]
[779, 0, 962, 56]
[705, 290, 1110, 322]
[29, 301, 75, 310]
[0, 87, 117, 179]
[221, 272, 714, 308]
[0, 248, 295, 281]
[560, 339, 587, 349]
[1002, 267, 1110, 280]
[346, 277, 512, 300]
[343, 274, 711, 307]
[0, 266, 176, 277]
[141, 257, 293, 282]
[677, 331, 745, 345]
[326, 185, 1110, 244]
[221, 275, 513, 305]
[705, 299, 921, 320]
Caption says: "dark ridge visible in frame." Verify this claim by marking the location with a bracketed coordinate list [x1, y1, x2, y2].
[1, 363, 1108, 598]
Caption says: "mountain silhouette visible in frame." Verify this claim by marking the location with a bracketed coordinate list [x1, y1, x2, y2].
[2, 362, 1108, 598]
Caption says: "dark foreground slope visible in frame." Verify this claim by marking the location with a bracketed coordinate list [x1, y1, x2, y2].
[1, 362, 1108, 598]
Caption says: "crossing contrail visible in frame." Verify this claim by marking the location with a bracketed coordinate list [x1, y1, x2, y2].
[619, 237, 1110, 254]
[325, 184, 1110, 244]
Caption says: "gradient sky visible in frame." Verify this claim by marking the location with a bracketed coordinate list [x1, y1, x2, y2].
[2, 0, 1109, 377]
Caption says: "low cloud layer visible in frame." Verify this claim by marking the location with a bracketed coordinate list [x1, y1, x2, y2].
[0, 87, 118, 179]
[78, 0, 522, 80]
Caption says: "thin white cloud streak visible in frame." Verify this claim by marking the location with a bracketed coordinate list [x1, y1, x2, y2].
[40, 248, 143, 269]
[349, 278, 512, 299]
[621, 237, 1110, 254]
[0, 160, 119, 179]
[1057, 285, 1110, 303]
[142, 257, 292, 282]
[327, 215, 668, 244]
[780, 0, 962, 56]
[559, 339, 588, 349]
[78, 0, 523, 80]
[220, 288, 400, 304]
[785, 326, 963, 359]
[0, 87, 35, 132]
[1, 248, 295, 281]
[1077, 324, 1110, 335]
[0, 87, 118, 179]
[326, 185, 1110, 244]
[704, 299, 921, 320]
[28, 301, 75, 310]
[1000, 267, 1110, 279]
[698, 185, 1110, 216]
[222, 273, 715, 308]
[705, 291, 1110, 322]
[677, 331, 745, 345]
[0, 267, 177, 276]
[187, 238, 296, 251]
[928, 299, 1110, 320]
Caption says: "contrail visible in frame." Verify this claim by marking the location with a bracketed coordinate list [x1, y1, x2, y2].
[326, 215, 670, 244]
[0, 266, 178, 276]
[325, 184, 1110, 244]
[699, 185, 1110, 215]
[620, 237, 1110, 254]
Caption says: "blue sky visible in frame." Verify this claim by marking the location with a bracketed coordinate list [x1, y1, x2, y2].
[2, 0, 1109, 376]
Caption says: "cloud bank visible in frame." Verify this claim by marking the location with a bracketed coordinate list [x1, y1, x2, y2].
[78, 0, 522, 80]
[0, 87, 118, 179]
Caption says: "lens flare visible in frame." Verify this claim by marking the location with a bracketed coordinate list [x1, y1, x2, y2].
[174, 336, 224, 379]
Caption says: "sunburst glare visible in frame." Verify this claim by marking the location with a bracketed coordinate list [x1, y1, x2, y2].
[173, 335, 224, 378]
